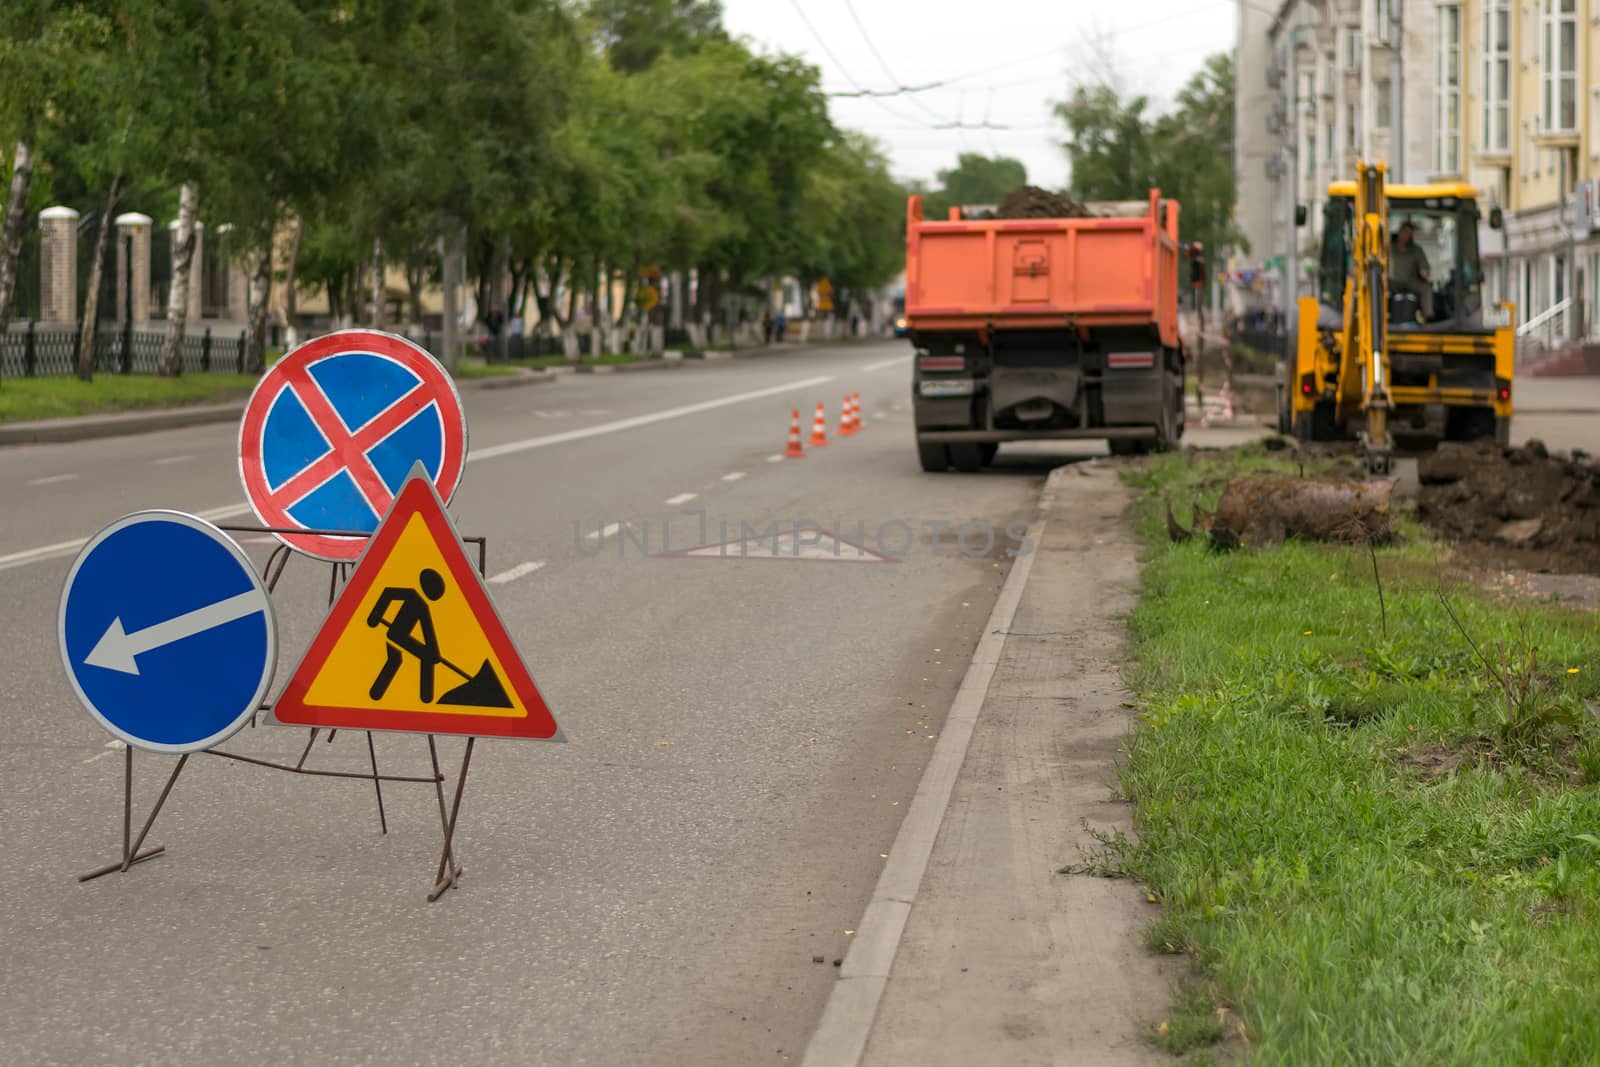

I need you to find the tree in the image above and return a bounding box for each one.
[921,153,1027,219]
[1054,52,1240,274]
[799,133,904,316]
[589,0,725,73]
[0,4,107,339]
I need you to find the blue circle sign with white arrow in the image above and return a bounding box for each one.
[58,512,277,753]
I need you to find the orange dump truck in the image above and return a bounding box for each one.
[905,189,1186,471]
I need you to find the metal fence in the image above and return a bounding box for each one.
[0,321,251,378]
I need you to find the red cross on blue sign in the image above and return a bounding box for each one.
[238,330,467,560]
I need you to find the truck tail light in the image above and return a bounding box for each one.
[919,355,966,372]
[1300,373,1315,396]
[1496,377,1511,402]
[1106,352,1155,369]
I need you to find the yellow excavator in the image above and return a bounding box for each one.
[1281,161,1515,474]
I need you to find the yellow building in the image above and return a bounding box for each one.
[1430,0,1599,348]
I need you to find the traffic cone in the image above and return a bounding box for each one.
[852,392,865,433]
[838,394,856,436]
[809,402,829,446]
[785,409,806,458]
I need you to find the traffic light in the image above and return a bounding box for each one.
[1186,243,1206,289]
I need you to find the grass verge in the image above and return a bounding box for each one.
[451,360,522,379]
[1116,443,1600,1063]
[0,373,260,422]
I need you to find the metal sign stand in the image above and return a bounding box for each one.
[76,525,490,902]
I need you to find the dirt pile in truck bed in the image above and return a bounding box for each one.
[994,185,1094,219]
[1417,438,1600,575]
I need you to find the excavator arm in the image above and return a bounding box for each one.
[1334,162,1393,473]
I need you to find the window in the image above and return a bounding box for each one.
[1325,119,1335,163]
[1344,28,1362,70]
[1347,102,1359,150]
[1481,0,1510,153]
[1373,0,1393,45]
[1436,5,1461,172]
[1376,86,1392,130]
[1541,0,1578,133]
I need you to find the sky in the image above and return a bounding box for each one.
[720,0,1239,190]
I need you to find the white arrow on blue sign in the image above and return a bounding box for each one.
[58,512,277,754]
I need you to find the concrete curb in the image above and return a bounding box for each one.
[461,369,559,390]
[0,402,247,446]
[800,504,1051,1067]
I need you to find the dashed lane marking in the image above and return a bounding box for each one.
[488,560,547,584]
[25,473,80,487]
[861,354,911,372]
[721,472,746,482]
[665,492,699,506]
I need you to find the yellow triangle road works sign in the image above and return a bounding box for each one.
[274,469,562,740]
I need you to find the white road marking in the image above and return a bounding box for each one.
[586,521,624,542]
[861,354,911,372]
[153,454,195,465]
[83,738,126,763]
[469,374,835,462]
[25,473,79,486]
[1,375,836,573]
[767,454,786,463]
[488,560,547,584]
[721,472,746,482]
[665,492,699,506]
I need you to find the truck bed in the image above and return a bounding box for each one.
[904,189,1180,347]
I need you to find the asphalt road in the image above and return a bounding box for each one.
[0,340,1110,1065]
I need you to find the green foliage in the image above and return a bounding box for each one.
[1119,447,1600,1063]
[8,0,906,337]
[1055,53,1242,278]
[919,152,1028,220]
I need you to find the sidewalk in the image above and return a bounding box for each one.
[805,462,1175,1066]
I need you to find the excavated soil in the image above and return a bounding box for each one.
[1417,438,1600,576]
[994,185,1093,219]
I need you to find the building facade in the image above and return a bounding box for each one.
[1237,0,1600,352]
[1434,0,1600,348]
[1234,0,1438,319]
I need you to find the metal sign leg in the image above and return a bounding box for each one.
[428,737,474,902]
[366,732,387,834]
[78,749,183,882]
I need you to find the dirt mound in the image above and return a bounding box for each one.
[994,185,1093,219]
[1417,438,1600,575]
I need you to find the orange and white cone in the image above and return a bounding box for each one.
[785,409,806,458]
[809,402,829,446]
[852,392,865,433]
[838,395,856,436]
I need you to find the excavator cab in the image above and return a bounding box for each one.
[1318,189,1485,331]
[1287,169,1514,464]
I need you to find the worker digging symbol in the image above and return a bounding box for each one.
[366,568,513,708]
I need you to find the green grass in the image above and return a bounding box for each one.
[1118,445,1600,1064]
[451,360,522,379]
[0,373,261,422]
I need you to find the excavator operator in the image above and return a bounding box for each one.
[1390,220,1433,323]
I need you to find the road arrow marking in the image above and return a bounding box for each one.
[84,590,266,676]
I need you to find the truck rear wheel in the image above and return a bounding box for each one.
[917,440,950,472]
[949,443,984,472]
